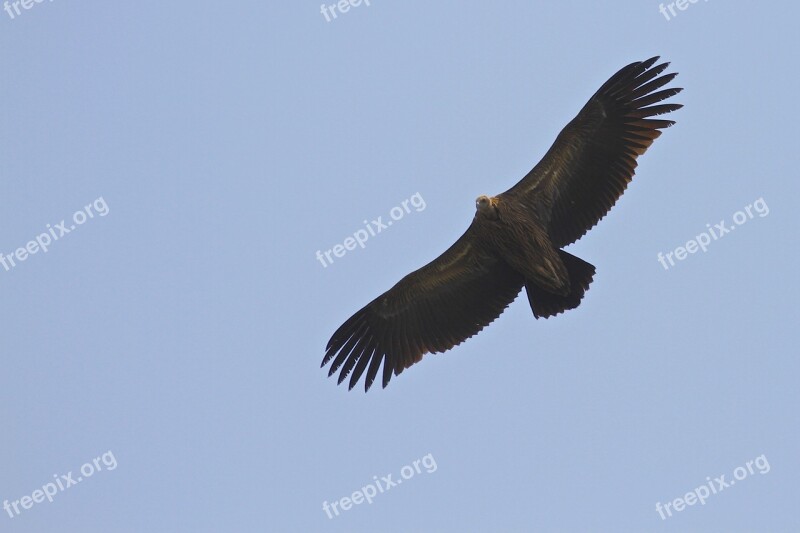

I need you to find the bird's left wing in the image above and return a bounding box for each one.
[501,56,682,248]
[322,224,524,391]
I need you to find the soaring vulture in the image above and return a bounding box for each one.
[322,57,682,391]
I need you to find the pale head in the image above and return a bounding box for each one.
[475,195,499,219]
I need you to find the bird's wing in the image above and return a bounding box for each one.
[322,224,524,391]
[500,57,682,248]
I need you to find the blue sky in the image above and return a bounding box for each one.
[1,1,798,531]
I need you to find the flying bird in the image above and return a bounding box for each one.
[322,57,682,391]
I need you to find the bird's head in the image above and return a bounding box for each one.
[475,195,499,220]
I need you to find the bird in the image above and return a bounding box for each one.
[322,56,682,392]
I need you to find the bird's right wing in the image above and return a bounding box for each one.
[322,224,524,391]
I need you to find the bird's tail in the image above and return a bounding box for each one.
[525,251,595,319]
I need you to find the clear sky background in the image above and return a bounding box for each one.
[1,1,798,532]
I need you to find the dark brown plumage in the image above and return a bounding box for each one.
[322,57,682,391]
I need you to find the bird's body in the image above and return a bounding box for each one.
[322,57,683,391]
[475,195,572,295]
